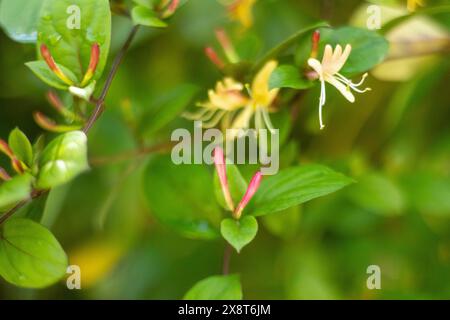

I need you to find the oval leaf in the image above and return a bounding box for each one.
[131,6,167,28]
[143,155,222,239]
[0,174,34,211]
[0,218,68,288]
[184,274,243,300]
[37,131,89,189]
[270,65,314,90]
[320,26,389,74]
[8,128,33,167]
[249,165,354,216]
[37,0,111,82]
[0,0,44,43]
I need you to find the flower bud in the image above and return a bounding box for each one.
[204,47,225,70]
[40,44,74,86]
[81,43,100,87]
[213,147,235,212]
[234,171,262,219]
[0,167,11,181]
[215,29,239,63]
[310,30,320,59]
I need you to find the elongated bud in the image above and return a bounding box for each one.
[213,147,235,212]
[40,44,74,86]
[215,29,239,63]
[234,171,262,219]
[161,0,180,18]
[46,91,64,113]
[81,43,100,87]
[0,139,25,174]
[0,167,11,181]
[205,47,225,70]
[0,139,14,158]
[310,30,320,59]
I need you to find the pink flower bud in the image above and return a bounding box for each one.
[234,171,262,219]
[215,29,239,63]
[40,44,74,86]
[213,147,235,211]
[204,47,225,70]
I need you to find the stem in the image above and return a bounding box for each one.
[222,244,232,275]
[0,26,140,226]
[83,25,140,133]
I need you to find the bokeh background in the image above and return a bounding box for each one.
[0,0,449,299]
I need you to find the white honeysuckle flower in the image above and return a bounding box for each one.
[308,44,371,130]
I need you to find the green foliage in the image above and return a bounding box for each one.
[8,128,33,167]
[221,216,258,253]
[0,174,34,211]
[132,6,168,28]
[143,155,222,239]
[319,27,389,74]
[36,131,89,189]
[0,0,44,43]
[36,0,111,82]
[184,274,243,300]
[25,61,78,90]
[139,84,199,136]
[249,165,354,216]
[269,65,314,90]
[0,218,67,288]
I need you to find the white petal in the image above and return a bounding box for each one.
[307,58,324,79]
[325,75,355,103]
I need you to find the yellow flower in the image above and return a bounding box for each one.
[407,0,424,12]
[230,60,279,133]
[228,0,257,29]
[308,44,371,130]
[185,60,279,134]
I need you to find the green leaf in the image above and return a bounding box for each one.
[347,173,405,215]
[8,128,33,167]
[249,165,354,216]
[269,65,314,90]
[320,26,389,74]
[0,218,68,288]
[0,0,44,43]
[139,84,199,136]
[37,0,111,82]
[37,131,89,190]
[142,155,222,239]
[214,163,247,211]
[25,60,78,90]
[184,274,243,300]
[0,174,34,211]
[253,21,329,73]
[221,216,258,253]
[131,6,168,28]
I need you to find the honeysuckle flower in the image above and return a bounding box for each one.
[185,60,279,135]
[227,0,257,29]
[41,44,75,86]
[81,43,100,87]
[213,147,235,211]
[229,60,279,134]
[234,171,262,219]
[184,78,249,128]
[307,44,371,130]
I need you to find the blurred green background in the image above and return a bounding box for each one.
[0,0,450,299]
